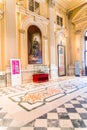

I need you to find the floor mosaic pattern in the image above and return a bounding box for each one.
[0,92,87,130]
[0,76,87,129]
[9,76,87,111]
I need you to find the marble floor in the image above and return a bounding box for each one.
[0,76,87,130]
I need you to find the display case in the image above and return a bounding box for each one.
[33,65,49,82]
[33,65,49,74]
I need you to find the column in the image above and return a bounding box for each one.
[75,30,81,61]
[5,0,17,67]
[0,17,2,70]
[67,19,72,65]
[0,2,4,70]
[20,29,28,69]
[43,24,49,66]
[49,0,56,79]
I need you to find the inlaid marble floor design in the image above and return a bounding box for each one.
[0,76,87,129]
[9,76,87,111]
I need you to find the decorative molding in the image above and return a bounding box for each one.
[16,0,24,6]
[75,24,82,34]
[48,0,55,8]
[0,9,4,19]
[75,29,82,34]
[56,27,68,38]
[16,7,49,24]
[43,35,48,40]
[19,29,25,33]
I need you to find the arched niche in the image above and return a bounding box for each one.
[27,25,42,64]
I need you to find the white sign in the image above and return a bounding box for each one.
[10,59,21,86]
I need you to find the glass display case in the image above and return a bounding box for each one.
[33,65,49,74]
[33,65,49,82]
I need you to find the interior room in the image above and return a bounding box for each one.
[0,0,87,129]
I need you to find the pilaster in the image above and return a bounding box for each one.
[75,26,82,61]
[0,19,2,70]
[0,2,4,70]
[20,29,28,69]
[5,0,17,68]
[49,0,57,79]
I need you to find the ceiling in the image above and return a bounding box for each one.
[55,0,87,11]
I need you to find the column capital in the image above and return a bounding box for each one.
[19,29,25,33]
[48,0,55,8]
[0,9,4,19]
[75,29,82,34]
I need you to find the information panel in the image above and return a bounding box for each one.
[75,61,80,76]
[11,59,21,86]
[58,45,66,76]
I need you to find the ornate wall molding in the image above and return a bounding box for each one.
[56,28,67,45]
[21,17,43,33]
[16,0,24,6]
[19,29,25,33]
[48,0,55,8]
[0,9,4,19]
[75,29,82,34]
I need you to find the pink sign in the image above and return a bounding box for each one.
[12,60,20,74]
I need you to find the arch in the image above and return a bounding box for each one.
[20,17,44,65]
[21,17,43,33]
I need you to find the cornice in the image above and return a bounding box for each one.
[16,6,49,24]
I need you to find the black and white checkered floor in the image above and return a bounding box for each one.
[0,76,87,130]
[25,92,87,130]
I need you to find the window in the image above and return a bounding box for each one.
[28,0,40,14]
[57,15,63,27]
[29,0,34,12]
[85,31,87,36]
[85,31,87,51]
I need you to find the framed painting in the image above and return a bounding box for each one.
[58,45,66,76]
[28,25,42,64]
[28,36,42,64]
